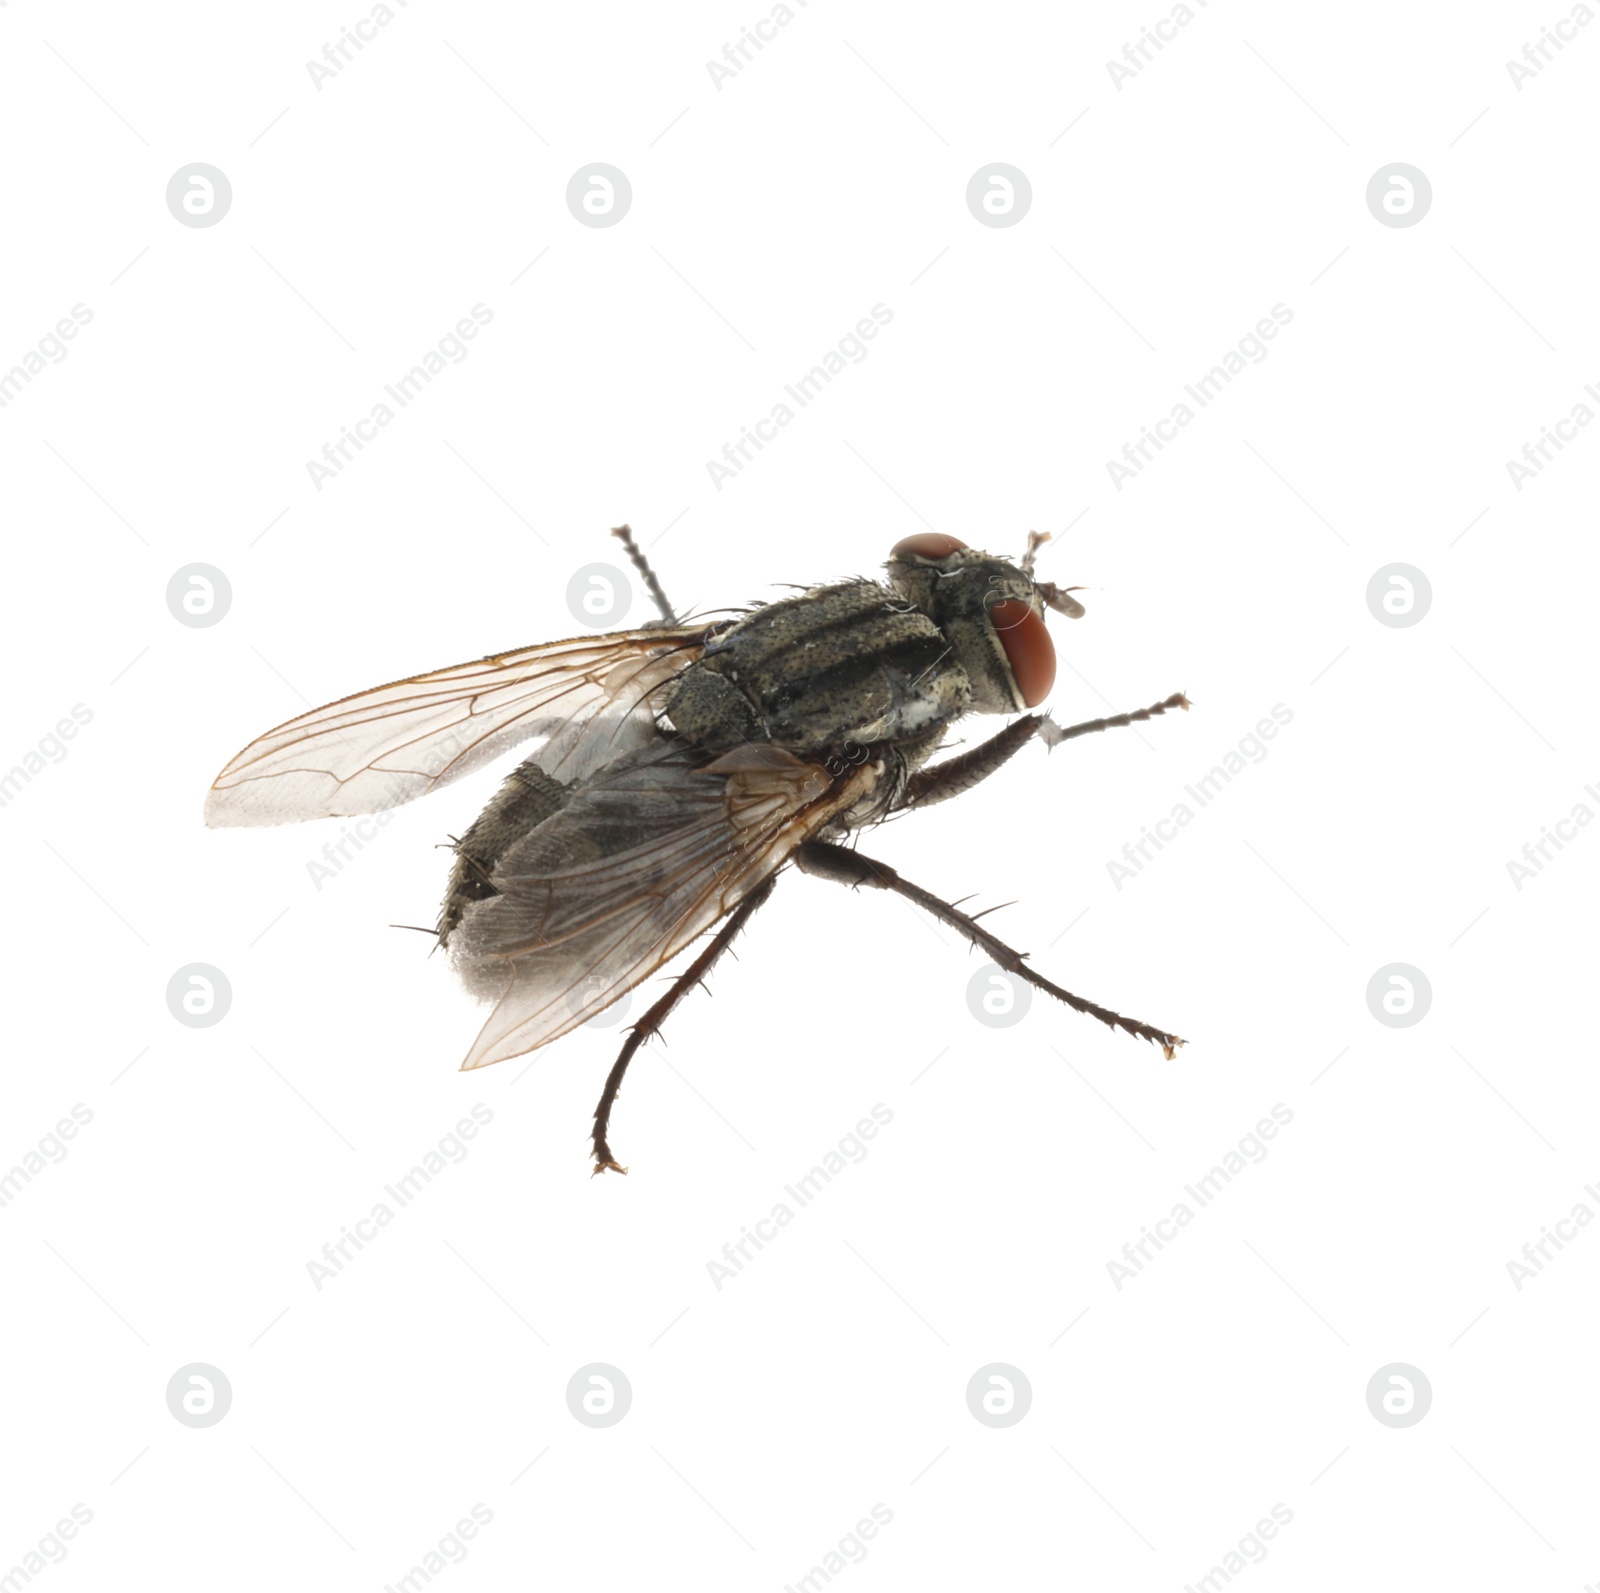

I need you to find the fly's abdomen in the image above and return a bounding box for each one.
[438,756,570,946]
[665,580,969,755]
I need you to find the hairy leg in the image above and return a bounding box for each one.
[590,874,777,1175]
[794,839,1183,1055]
[896,692,1189,815]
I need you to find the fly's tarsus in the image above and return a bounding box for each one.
[897,690,1189,816]
[611,523,679,626]
[1040,691,1190,748]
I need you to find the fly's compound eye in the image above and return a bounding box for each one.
[889,533,967,561]
[988,599,1055,707]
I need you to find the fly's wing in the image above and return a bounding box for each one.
[449,743,880,1070]
[205,627,708,827]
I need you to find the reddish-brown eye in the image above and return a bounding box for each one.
[890,533,967,560]
[989,600,1055,707]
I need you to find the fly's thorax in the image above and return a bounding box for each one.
[664,579,970,756]
[886,546,1048,714]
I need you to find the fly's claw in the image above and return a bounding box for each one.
[592,1158,630,1177]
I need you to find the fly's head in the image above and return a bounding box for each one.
[884,532,1085,714]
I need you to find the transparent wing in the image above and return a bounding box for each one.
[449,743,880,1069]
[205,626,708,827]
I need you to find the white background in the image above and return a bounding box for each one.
[2,1,1597,1588]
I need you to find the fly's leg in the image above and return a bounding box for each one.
[590,875,777,1175]
[1045,691,1190,747]
[611,523,679,626]
[894,714,1052,815]
[894,692,1189,816]
[793,840,1184,1056]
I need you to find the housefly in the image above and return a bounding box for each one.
[206,527,1190,1173]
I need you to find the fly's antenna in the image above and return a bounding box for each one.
[611,523,679,625]
[1038,583,1087,619]
[1024,529,1087,618]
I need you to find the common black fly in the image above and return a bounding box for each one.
[207,527,1189,1173]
